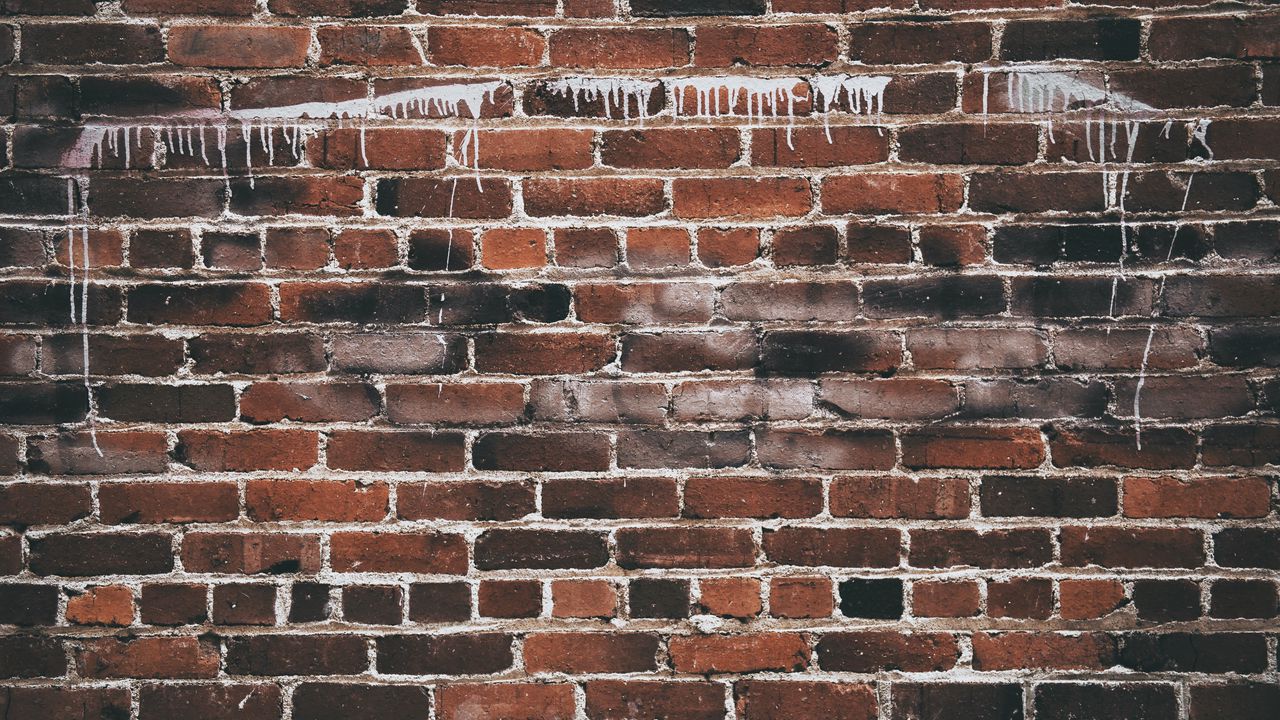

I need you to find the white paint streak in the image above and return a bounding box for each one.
[672,76,807,147]
[810,74,890,141]
[546,77,661,123]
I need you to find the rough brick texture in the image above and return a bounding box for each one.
[1,0,1277,718]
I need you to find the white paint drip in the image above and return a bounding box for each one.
[65,177,102,457]
[1104,120,1142,321]
[988,71,1153,144]
[546,77,661,124]
[673,76,806,148]
[810,74,890,142]
[1134,172,1196,450]
[1190,118,1213,159]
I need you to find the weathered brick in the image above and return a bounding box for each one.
[169,25,311,67]
[376,633,513,675]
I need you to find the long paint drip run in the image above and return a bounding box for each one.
[66,177,102,457]
[1103,119,1142,321]
[810,74,890,141]
[546,78,662,124]
[672,77,806,148]
[1002,71,1110,141]
[1134,171,1197,450]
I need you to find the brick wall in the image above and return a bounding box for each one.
[1,0,1278,718]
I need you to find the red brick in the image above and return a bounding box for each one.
[2,688,132,718]
[1123,476,1271,518]
[272,0,408,14]
[141,685,283,720]
[213,583,277,625]
[241,382,379,423]
[585,682,724,719]
[228,635,369,675]
[735,681,877,720]
[550,28,691,68]
[100,481,239,524]
[769,577,833,619]
[65,586,133,626]
[604,128,740,169]
[910,529,1052,569]
[124,0,256,13]
[335,228,399,269]
[128,283,272,326]
[551,580,618,618]
[757,428,896,469]
[177,429,318,471]
[418,0,557,14]
[555,227,618,268]
[674,177,812,218]
[182,532,321,574]
[398,480,536,521]
[764,527,901,567]
[169,25,311,67]
[818,632,958,672]
[696,24,838,66]
[542,477,678,518]
[437,684,575,720]
[0,482,92,525]
[1059,579,1126,620]
[265,227,328,269]
[524,632,659,673]
[481,227,547,269]
[972,632,1115,671]
[901,426,1045,469]
[698,227,759,266]
[475,331,615,374]
[466,129,593,170]
[78,637,220,679]
[376,178,514,218]
[1049,425,1197,469]
[684,476,822,518]
[474,529,608,570]
[616,527,757,568]
[848,21,992,64]
[913,580,981,618]
[231,176,364,217]
[319,25,422,66]
[753,126,888,167]
[577,282,712,323]
[330,531,468,574]
[140,584,207,626]
[989,578,1053,619]
[670,634,809,673]
[22,23,164,65]
[1060,526,1205,568]
[524,178,668,217]
[823,173,964,215]
[429,26,545,67]
[309,128,446,170]
[831,476,970,519]
[327,430,465,472]
[698,577,762,618]
[246,480,388,522]
[1150,15,1280,60]
[387,382,525,425]
[478,579,541,618]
